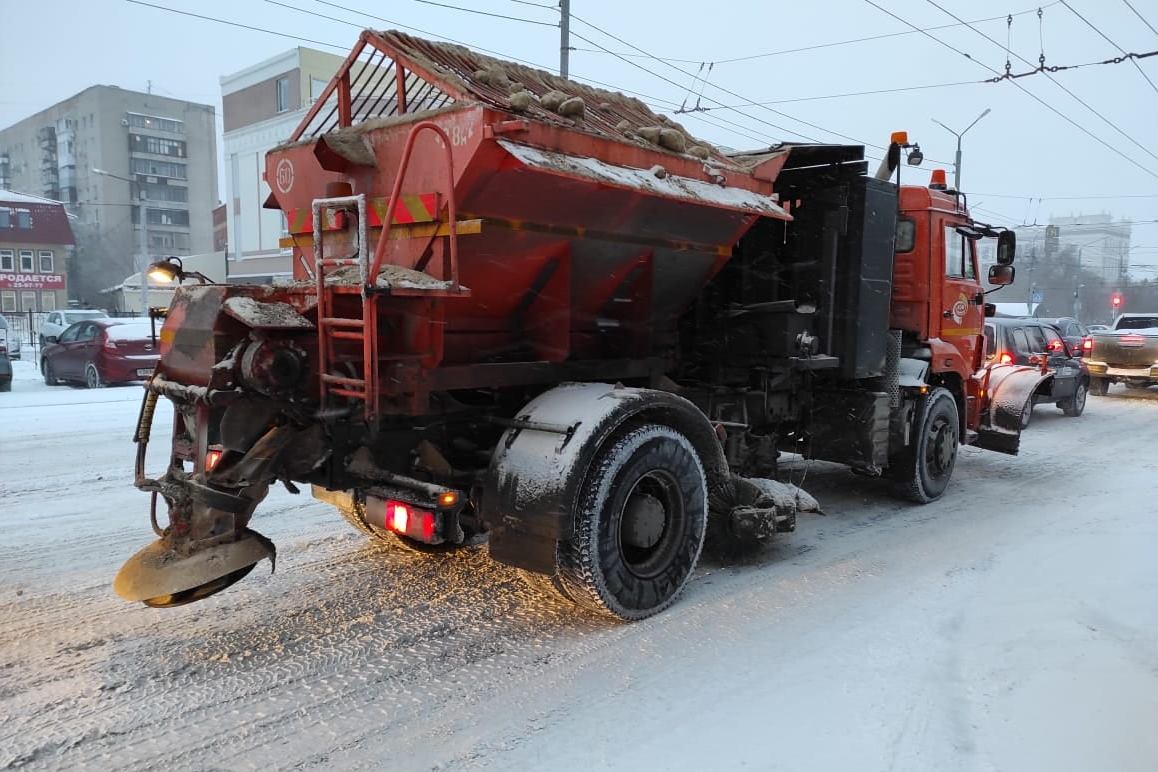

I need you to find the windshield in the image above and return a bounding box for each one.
[105,322,156,341]
[64,311,107,324]
[1116,316,1158,330]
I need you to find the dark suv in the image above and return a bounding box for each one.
[984,318,1090,425]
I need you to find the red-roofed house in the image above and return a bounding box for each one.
[0,190,75,312]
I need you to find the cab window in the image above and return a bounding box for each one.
[943,225,977,278]
[984,324,996,360]
[895,218,915,252]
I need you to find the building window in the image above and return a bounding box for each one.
[141,183,188,203]
[19,250,34,272]
[38,250,54,273]
[16,211,31,229]
[130,134,187,157]
[0,209,8,228]
[146,208,190,227]
[20,290,37,311]
[276,77,290,113]
[130,158,187,179]
[0,249,12,271]
[0,291,15,312]
[127,113,185,133]
[40,291,56,311]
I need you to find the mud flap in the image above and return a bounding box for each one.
[975,365,1053,455]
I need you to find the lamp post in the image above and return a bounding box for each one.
[92,168,149,315]
[932,108,991,191]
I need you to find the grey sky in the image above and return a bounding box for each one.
[2,0,1156,268]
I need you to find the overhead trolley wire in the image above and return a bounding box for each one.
[862,0,1158,180]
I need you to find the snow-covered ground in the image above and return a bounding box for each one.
[2,357,1157,771]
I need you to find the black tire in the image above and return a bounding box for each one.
[84,363,104,389]
[42,358,60,386]
[1089,377,1109,396]
[888,388,960,504]
[536,424,708,621]
[1062,380,1088,417]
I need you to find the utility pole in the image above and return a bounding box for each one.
[559,0,571,79]
[932,108,991,190]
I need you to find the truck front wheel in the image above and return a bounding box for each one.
[888,388,959,504]
[542,424,708,621]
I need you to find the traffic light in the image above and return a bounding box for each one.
[1112,292,1123,310]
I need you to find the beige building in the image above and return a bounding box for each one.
[221,47,345,283]
[100,251,228,313]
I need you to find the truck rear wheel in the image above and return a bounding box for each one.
[535,424,708,621]
[888,387,959,504]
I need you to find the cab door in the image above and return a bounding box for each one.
[938,220,985,369]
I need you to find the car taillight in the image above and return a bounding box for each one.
[1000,353,1013,364]
[1082,338,1093,352]
[384,500,436,541]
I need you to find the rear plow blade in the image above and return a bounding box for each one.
[975,365,1053,455]
[113,530,275,608]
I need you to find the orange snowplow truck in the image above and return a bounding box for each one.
[114,30,1043,618]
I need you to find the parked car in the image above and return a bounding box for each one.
[0,314,21,360]
[983,317,1090,426]
[39,308,109,346]
[0,317,11,391]
[41,319,160,388]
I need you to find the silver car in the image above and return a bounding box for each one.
[39,309,109,346]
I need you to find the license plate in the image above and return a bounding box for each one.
[137,368,154,377]
[1106,367,1152,377]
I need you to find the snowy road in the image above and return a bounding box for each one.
[2,358,1157,771]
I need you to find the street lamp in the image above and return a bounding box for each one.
[932,108,991,191]
[92,168,149,315]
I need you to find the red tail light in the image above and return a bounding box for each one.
[384,500,436,541]
[1082,338,1093,351]
[1000,353,1013,364]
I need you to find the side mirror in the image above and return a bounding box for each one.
[988,264,1015,286]
[46,335,58,344]
[984,302,997,318]
[996,230,1016,265]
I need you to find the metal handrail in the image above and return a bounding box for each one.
[367,121,459,289]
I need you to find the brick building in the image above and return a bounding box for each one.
[0,190,74,312]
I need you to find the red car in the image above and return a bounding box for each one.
[41,319,160,388]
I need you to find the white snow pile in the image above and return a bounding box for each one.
[324,263,460,291]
